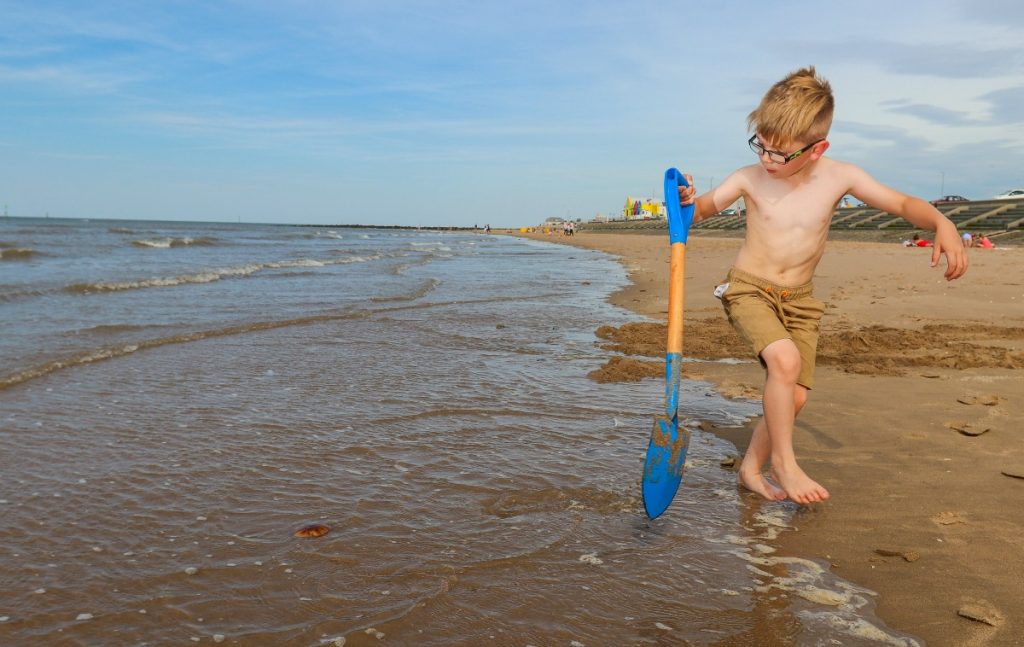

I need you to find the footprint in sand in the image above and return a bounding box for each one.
[956,394,1003,406]
[931,511,967,526]
[958,599,1005,627]
[946,421,991,437]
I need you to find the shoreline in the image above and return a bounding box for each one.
[506,229,1024,645]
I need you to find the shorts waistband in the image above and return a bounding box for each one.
[726,267,814,298]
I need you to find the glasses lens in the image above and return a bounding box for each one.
[749,137,786,164]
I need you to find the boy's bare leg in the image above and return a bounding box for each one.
[738,382,810,500]
[760,339,830,504]
[737,419,786,500]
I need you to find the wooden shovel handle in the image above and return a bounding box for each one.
[666,242,685,354]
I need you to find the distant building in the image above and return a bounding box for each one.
[623,196,666,220]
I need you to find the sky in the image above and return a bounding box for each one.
[1,0,1022,227]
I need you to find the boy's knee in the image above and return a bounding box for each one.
[761,339,802,381]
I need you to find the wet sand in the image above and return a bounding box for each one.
[509,229,1024,646]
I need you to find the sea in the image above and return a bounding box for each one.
[0,217,920,646]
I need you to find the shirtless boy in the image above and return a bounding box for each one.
[678,66,968,504]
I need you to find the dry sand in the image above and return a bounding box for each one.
[510,229,1024,646]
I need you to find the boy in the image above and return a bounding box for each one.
[678,66,967,504]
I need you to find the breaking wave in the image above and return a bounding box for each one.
[1,248,38,261]
[131,236,218,248]
[62,254,383,294]
[65,264,264,293]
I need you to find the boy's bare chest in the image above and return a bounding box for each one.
[747,185,838,229]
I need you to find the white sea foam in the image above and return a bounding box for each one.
[133,238,175,248]
[131,236,217,248]
[802,612,921,646]
[67,264,263,293]
[269,259,324,268]
[64,253,386,295]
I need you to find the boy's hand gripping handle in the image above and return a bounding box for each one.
[664,168,695,246]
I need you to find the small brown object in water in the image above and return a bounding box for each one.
[294,524,330,538]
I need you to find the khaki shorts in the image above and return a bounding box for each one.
[719,267,826,389]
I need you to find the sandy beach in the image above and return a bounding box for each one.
[511,229,1024,646]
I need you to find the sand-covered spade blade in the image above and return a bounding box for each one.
[641,168,695,519]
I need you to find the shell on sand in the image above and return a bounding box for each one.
[294,523,331,538]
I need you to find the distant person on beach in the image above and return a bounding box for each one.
[978,234,995,249]
[962,231,973,248]
[676,66,967,505]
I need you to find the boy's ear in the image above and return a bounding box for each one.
[811,140,830,159]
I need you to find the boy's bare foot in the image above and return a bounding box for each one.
[737,467,787,501]
[771,463,830,504]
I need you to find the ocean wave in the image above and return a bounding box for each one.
[0,286,51,303]
[263,254,382,270]
[390,253,436,275]
[0,248,38,261]
[267,259,324,269]
[65,264,264,293]
[0,291,561,390]
[61,254,386,295]
[108,227,134,234]
[71,323,172,335]
[371,278,442,303]
[131,236,218,248]
[0,309,369,391]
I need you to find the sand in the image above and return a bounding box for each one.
[510,229,1024,646]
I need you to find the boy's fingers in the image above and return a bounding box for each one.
[677,186,695,204]
[943,248,968,280]
[951,250,968,279]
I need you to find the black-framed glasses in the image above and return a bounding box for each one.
[748,135,824,164]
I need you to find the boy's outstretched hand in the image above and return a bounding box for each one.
[932,223,968,280]
[677,174,696,206]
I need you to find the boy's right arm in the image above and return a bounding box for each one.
[678,172,744,223]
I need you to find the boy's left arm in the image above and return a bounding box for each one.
[848,167,968,280]
[898,196,967,280]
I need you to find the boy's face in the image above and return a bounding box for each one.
[752,132,829,178]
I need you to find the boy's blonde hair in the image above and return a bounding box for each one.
[748,66,833,144]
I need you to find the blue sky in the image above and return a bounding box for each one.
[1,0,1022,226]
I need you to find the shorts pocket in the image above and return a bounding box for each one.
[719,280,758,307]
